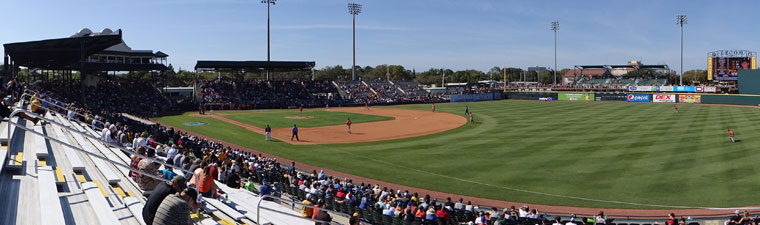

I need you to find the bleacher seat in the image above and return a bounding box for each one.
[61,119,121,184]
[124,197,146,225]
[37,166,66,224]
[50,114,86,171]
[82,182,121,224]
[33,125,48,157]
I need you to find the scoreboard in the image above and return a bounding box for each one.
[707,50,757,81]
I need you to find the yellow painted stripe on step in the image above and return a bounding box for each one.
[211,215,236,225]
[39,159,47,166]
[190,213,202,221]
[93,180,108,197]
[14,152,22,165]
[55,167,65,183]
[218,219,236,225]
[111,185,126,198]
[76,173,87,183]
[127,192,133,197]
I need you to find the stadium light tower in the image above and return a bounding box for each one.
[262,0,276,80]
[677,14,687,86]
[348,2,362,80]
[551,21,559,86]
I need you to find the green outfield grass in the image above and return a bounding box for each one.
[221,110,393,128]
[154,101,760,209]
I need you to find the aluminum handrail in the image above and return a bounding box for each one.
[256,194,352,225]
[19,96,171,160]
[7,108,198,184]
[5,111,170,183]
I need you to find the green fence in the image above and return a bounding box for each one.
[701,94,760,105]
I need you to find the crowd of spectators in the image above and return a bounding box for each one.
[31,79,172,118]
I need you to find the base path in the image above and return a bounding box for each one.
[193,107,468,145]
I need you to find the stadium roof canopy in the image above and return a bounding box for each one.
[3,29,170,72]
[194,60,316,72]
[3,31,123,70]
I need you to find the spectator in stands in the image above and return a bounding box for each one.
[260,179,273,200]
[313,200,332,225]
[594,211,607,224]
[142,175,187,225]
[565,214,578,225]
[454,198,464,210]
[0,95,40,124]
[301,193,314,218]
[152,188,200,225]
[194,163,219,198]
[130,147,147,181]
[137,148,163,191]
[225,167,240,188]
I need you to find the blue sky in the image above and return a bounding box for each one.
[1,0,758,73]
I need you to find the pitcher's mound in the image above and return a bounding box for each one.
[285,116,314,119]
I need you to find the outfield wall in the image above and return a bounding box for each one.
[504,92,760,106]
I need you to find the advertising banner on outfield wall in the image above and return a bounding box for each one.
[679,94,701,103]
[658,86,674,92]
[704,86,717,93]
[673,86,697,92]
[558,93,594,101]
[627,94,651,102]
[653,94,676,103]
[451,93,495,102]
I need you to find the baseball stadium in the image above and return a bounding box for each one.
[2,1,760,225]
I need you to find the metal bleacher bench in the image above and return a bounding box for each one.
[34,125,48,157]
[60,118,121,184]
[49,115,86,171]
[82,182,121,225]
[38,166,66,225]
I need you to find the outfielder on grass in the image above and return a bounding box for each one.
[728,129,735,143]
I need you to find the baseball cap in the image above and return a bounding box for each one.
[172,175,187,190]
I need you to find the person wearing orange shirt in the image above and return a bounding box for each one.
[728,129,735,143]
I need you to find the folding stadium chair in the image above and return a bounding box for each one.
[373,209,383,225]
[362,208,373,223]
[392,216,402,225]
[687,223,700,225]
[382,215,393,225]
[325,197,334,211]
[411,218,422,225]
[629,223,640,225]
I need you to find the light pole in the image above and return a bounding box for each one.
[348,2,362,81]
[551,21,559,86]
[677,14,687,86]
[262,0,276,80]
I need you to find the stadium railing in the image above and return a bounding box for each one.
[256,194,349,225]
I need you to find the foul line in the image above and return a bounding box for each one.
[332,148,759,210]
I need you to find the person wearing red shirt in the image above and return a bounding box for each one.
[728,129,735,143]
[346,118,352,134]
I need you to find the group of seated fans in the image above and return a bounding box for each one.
[31,79,172,118]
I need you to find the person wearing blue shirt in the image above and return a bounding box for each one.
[290,124,299,141]
[260,180,273,200]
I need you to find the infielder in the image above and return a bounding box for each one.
[265,124,272,141]
[346,118,352,134]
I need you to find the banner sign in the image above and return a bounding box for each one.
[627,94,651,102]
[658,86,674,92]
[629,86,698,92]
[537,97,557,101]
[695,86,704,92]
[678,94,702,103]
[704,86,717,93]
[653,94,676,103]
[558,93,594,101]
[673,86,696,92]
[450,93,495,102]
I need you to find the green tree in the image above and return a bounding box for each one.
[682,69,708,84]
